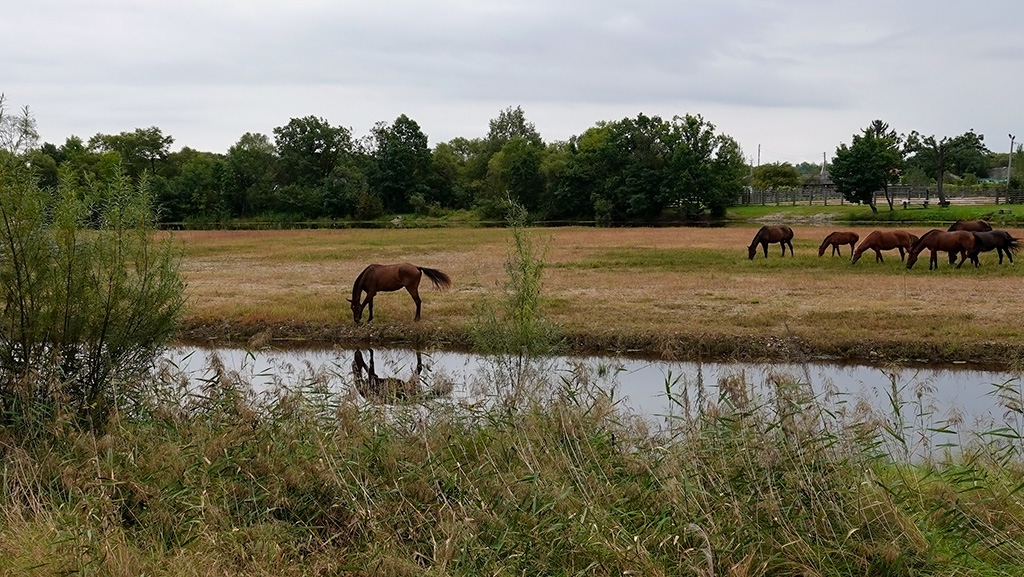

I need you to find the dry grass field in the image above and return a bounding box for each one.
[176,225,1024,365]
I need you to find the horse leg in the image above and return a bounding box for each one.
[366,295,375,322]
[407,285,423,321]
[874,249,883,263]
[930,249,938,270]
[761,242,769,258]
[898,247,906,261]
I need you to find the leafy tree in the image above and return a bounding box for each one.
[273,116,352,187]
[487,106,543,151]
[224,132,277,216]
[88,126,174,179]
[153,148,227,222]
[367,114,432,214]
[752,162,801,190]
[904,129,988,207]
[484,137,546,217]
[0,160,186,432]
[665,114,747,218]
[831,121,903,212]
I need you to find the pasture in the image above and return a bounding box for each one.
[177,224,1024,364]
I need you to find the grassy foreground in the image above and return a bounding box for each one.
[3,354,1024,575]
[175,220,1024,366]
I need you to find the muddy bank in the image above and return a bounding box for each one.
[178,319,1024,368]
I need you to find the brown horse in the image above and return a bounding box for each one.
[747,225,794,260]
[968,230,1021,264]
[947,219,993,232]
[817,231,859,257]
[348,263,452,323]
[906,229,979,270]
[850,230,919,264]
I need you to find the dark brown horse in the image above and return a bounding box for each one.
[348,263,452,323]
[947,219,993,232]
[968,230,1021,264]
[850,230,919,264]
[747,225,794,260]
[817,231,859,257]
[906,229,979,270]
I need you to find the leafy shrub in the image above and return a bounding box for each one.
[0,162,186,433]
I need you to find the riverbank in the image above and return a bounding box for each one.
[175,224,1024,367]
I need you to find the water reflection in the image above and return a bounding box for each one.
[160,346,1022,435]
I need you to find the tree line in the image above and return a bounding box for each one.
[2,93,1021,224]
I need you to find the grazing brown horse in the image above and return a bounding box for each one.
[906,229,979,270]
[968,230,1021,264]
[747,225,794,260]
[947,219,993,232]
[348,263,452,323]
[850,230,919,264]
[817,231,860,257]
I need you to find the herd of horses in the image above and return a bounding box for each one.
[749,220,1021,270]
[347,219,1017,328]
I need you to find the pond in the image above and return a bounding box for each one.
[162,345,1022,443]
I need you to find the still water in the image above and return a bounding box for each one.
[163,345,1022,436]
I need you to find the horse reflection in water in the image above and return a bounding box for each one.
[350,349,451,403]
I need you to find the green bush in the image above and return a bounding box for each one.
[0,162,186,433]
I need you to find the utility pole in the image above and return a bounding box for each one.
[1009,134,1016,199]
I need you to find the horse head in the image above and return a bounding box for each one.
[347,297,365,323]
[747,243,758,260]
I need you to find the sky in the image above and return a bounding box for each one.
[4,0,1022,165]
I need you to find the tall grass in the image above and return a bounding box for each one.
[2,352,1024,575]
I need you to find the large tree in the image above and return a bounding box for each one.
[367,114,432,214]
[904,129,988,207]
[273,116,352,187]
[751,162,801,190]
[224,132,277,216]
[664,114,747,218]
[830,121,903,213]
[88,126,174,179]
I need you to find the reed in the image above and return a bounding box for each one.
[2,353,1024,575]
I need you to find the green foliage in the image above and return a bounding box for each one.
[905,129,990,205]
[0,161,186,432]
[831,121,903,212]
[471,200,560,359]
[752,161,802,190]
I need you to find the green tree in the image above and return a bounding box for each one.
[224,132,278,216]
[831,121,903,213]
[904,129,988,207]
[0,161,186,432]
[484,137,546,217]
[88,126,174,179]
[752,162,801,190]
[367,114,432,214]
[273,116,352,188]
[665,114,747,218]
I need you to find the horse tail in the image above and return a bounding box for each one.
[1008,236,1022,255]
[419,267,452,290]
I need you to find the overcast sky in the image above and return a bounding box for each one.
[4,0,1022,165]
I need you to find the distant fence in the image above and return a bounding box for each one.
[738,184,1024,207]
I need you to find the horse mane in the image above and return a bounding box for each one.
[351,265,372,301]
[947,220,962,232]
[911,229,941,252]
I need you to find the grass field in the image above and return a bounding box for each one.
[176,221,1024,365]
